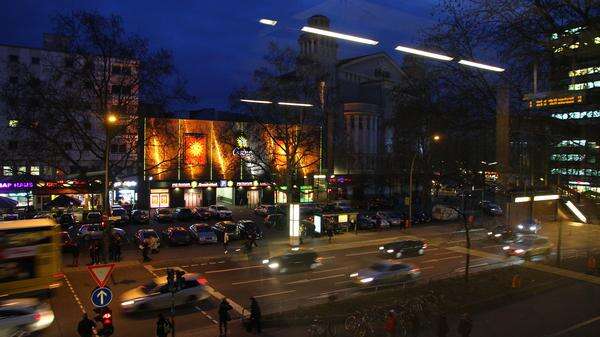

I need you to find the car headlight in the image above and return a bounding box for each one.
[502,246,510,250]
[518,225,524,229]
[360,277,374,283]
[262,259,269,264]
[379,246,384,250]
[386,249,394,253]
[121,300,135,306]
[487,232,493,235]
[494,233,502,237]
[268,262,280,269]
[350,272,358,277]
[529,226,536,231]
[515,249,525,254]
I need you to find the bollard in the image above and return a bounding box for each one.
[511,274,521,289]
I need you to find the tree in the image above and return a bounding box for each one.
[1,11,191,211]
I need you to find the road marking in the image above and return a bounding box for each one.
[447,240,466,244]
[455,263,489,272]
[345,251,377,257]
[334,280,352,285]
[218,260,225,264]
[545,314,600,337]
[287,274,346,285]
[253,290,296,299]
[191,264,199,267]
[63,274,86,313]
[205,264,264,274]
[231,277,276,285]
[321,256,336,260]
[144,264,159,277]
[422,255,463,263]
[420,266,435,270]
[312,266,348,274]
[195,306,218,325]
[203,285,245,315]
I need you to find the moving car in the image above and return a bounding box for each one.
[162,226,193,246]
[212,221,241,240]
[77,224,126,241]
[1,213,19,221]
[254,204,276,217]
[0,298,55,336]
[131,210,149,225]
[237,220,263,239]
[262,251,322,274]
[480,201,503,216]
[350,261,421,285]
[515,221,541,234]
[135,229,161,251]
[487,225,515,242]
[378,240,427,259]
[192,207,211,220]
[119,273,209,313]
[208,205,233,219]
[502,235,552,259]
[154,208,173,222]
[188,223,218,244]
[174,208,194,221]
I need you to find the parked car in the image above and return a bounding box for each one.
[154,208,173,222]
[480,201,503,216]
[192,207,211,220]
[262,251,322,274]
[502,235,552,259]
[111,207,130,224]
[350,261,421,285]
[77,224,126,241]
[487,225,515,242]
[378,240,428,259]
[57,213,78,229]
[212,221,241,241]
[208,205,233,219]
[264,213,286,229]
[135,229,161,252]
[411,210,432,224]
[1,213,19,221]
[162,226,193,246]
[119,273,209,313]
[332,200,352,212]
[188,223,218,244]
[33,213,54,219]
[515,221,541,234]
[131,210,150,225]
[60,231,77,252]
[432,204,459,221]
[377,211,404,227]
[85,211,102,224]
[236,220,263,239]
[174,208,194,221]
[0,298,54,336]
[254,204,276,217]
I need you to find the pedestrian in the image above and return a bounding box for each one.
[77,313,96,337]
[142,240,151,262]
[457,313,472,337]
[71,240,80,267]
[223,232,230,254]
[89,241,98,265]
[250,297,262,333]
[384,310,397,337]
[156,313,172,337]
[218,298,233,336]
[436,314,449,337]
[114,236,122,262]
[326,224,334,243]
[109,237,116,262]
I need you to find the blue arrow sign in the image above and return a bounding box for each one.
[91,287,113,307]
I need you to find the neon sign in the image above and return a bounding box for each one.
[0,182,34,190]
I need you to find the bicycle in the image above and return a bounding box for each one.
[307,316,337,337]
[344,311,374,337]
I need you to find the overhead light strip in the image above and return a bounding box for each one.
[301,26,378,45]
[278,102,313,107]
[565,200,587,223]
[240,99,272,104]
[394,45,453,61]
[458,59,505,72]
[259,19,278,26]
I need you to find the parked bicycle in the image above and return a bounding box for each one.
[344,310,374,337]
[307,316,337,337]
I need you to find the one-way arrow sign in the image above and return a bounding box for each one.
[91,287,113,307]
[87,263,115,288]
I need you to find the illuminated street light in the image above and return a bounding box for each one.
[533,194,559,201]
[240,99,272,104]
[301,26,378,45]
[106,114,118,123]
[565,200,587,223]
[433,134,441,142]
[394,45,453,61]
[259,18,277,26]
[278,102,313,107]
[458,59,505,72]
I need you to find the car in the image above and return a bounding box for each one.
[356,213,376,230]
[350,261,421,285]
[85,211,103,224]
[411,210,432,224]
[57,213,78,229]
[264,213,286,229]
[154,208,173,222]
[60,231,77,252]
[1,213,19,221]
[377,211,404,227]
[119,273,209,313]
[188,223,218,244]
[192,207,211,220]
[502,235,552,259]
[262,251,322,274]
[515,221,542,234]
[33,213,54,219]
[332,200,352,212]
[173,208,194,221]
[131,210,150,225]
[378,240,427,259]
[212,221,241,241]
[236,220,263,239]
[487,225,515,242]
[135,229,161,251]
[77,224,126,241]
[480,201,503,216]
[162,226,193,246]
[111,207,130,224]
[432,204,459,221]
[254,204,276,217]
[0,298,55,336]
[208,205,233,219]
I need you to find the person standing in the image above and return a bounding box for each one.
[457,313,472,337]
[77,313,96,337]
[250,297,262,333]
[326,224,334,243]
[156,313,172,337]
[223,232,230,254]
[218,298,233,336]
[384,310,397,337]
[108,237,116,262]
[71,240,80,267]
[142,240,151,262]
[114,236,122,262]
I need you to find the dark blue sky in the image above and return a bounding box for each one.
[0,0,438,109]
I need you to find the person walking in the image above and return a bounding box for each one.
[384,310,397,337]
[457,313,472,337]
[71,240,80,267]
[114,236,122,262]
[223,232,230,254]
[436,314,449,337]
[77,313,96,337]
[142,240,151,262]
[156,313,172,337]
[250,297,262,333]
[218,298,233,336]
[326,224,334,243]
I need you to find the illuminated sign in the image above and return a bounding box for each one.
[236,181,255,187]
[289,204,300,237]
[198,182,217,187]
[0,182,34,190]
[171,182,191,188]
[569,181,590,186]
[113,181,137,188]
[184,134,207,166]
[528,95,583,108]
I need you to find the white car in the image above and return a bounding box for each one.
[432,204,459,221]
[77,224,126,241]
[0,298,55,336]
[188,224,218,244]
[208,205,232,219]
[120,273,210,312]
[350,261,421,285]
[154,208,173,222]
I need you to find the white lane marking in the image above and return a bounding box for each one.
[63,274,86,313]
[334,280,352,285]
[312,266,348,274]
[218,260,225,264]
[231,277,276,285]
[191,264,199,267]
[144,264,159,277]
[321,256,336,260]
[287,274,346,285]
[545,314,600,337]
[203,285,245,315]
[453,228,485,233]
[447,240,466,244]
[195,306,218,325]
[455,263,489,271]
[253,290,296,299]
[422,255,463,263]
[205,264,264,274]
[345,251,377,257]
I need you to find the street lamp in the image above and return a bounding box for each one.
[104,113,118,216]
[408,134,442,227]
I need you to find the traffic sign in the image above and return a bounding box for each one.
[88,263,115,288]
[91,287,113,307]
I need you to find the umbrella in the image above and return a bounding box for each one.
[44,195,82,208]
[0,196,18,209]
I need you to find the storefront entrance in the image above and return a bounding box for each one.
[185,189,203,208]
[247,190,260,207]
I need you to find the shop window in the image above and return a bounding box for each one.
[30,166,40,176]
[3,166,13,176]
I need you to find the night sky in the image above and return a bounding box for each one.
[0,0,438,110]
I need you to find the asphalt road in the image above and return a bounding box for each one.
[37,207,600,337]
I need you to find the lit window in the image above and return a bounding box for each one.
[556,140,586,147]
[3,166,12,176]
[8,120,18,127]
[30,166,40,176]
[17,166,27,174]
[569,81,600,91]
[568,66,600,77]
[595,37,600,44]
[552,110,600,120]
[550,33,558,40]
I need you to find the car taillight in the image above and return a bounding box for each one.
[197,277,208,285]
[34,313,41,321]
[412,268,420,273]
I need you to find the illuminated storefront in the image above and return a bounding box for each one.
[34,179,102,210]
[0,181,34,207]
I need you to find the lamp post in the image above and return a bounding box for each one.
[408,135,441,226]
[104,113,117,216]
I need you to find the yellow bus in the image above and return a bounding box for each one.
[0,219,62,297]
